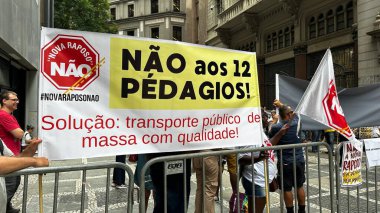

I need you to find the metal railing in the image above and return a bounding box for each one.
[5,162,134,213]
[139,142,335,213]
[9,140,380,212]
[335,142,380,213]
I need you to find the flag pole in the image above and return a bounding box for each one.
[39,174,44,213]
[264,159,270,213]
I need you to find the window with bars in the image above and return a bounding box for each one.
[172,26,182,41]
[307,1,355,40]
[272,32,277,51]
[124,30,135,36]
[235,42,255,52]
[128,4,134,17]
[278,30,284,49]
[318,14,325,36]
[265,25,294,53]
[309,17,316,39]
[285,27,291,47]
[173,0,180,12]
[346,1,353,27]
[151,0,158,14]
[266,35,272,53]
[110,8,116,20]
[327,10,334,34]
[336,6,345,30]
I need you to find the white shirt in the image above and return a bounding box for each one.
[21,131,31,147]
[372,127,380,138]
[0,139,14,213]
[238,132,277,187]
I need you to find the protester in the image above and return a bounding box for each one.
[112,155,127,188]
[133,154,155,212]
[268,110,279,132]
[193,154,219,213]
[238,109,289,213]
[148,152,191,213]
[0,91,27,213]
[311,130,322,152]
[269,100,306,213]
[224,153,238,198]
[0,138,49,213]
[324,129,336,154]
[21,125,34,151]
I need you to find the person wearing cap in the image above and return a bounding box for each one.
[269,100,305,213]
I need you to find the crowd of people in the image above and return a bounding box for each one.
[113,100,305,213]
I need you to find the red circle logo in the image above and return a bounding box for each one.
[41,35,100,91]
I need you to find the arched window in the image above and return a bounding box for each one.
[278,30,284,49]
[327,10,334,34]
[336,5,345,30]
[285,27,291,46]
[346,1,353,28]
[309,17,316,39]
[318,13,325,36]
[266,35,272,53]
[272,32,277,51]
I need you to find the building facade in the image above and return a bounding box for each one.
[0,0,43,129]
[109,0,208,43]
[109,0,184,41]
[206,0,380,108]
[358,0,380,85]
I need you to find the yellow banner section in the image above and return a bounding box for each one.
[109,37,260,110]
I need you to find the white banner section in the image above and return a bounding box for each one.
[364,138,380,168]
[38,28,263,160]
[341,141,363,187]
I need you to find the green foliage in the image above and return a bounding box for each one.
[54,0,118,34]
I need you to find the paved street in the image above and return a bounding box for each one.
[12,146,380,212]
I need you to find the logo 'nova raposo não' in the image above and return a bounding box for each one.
[41,35,100,91]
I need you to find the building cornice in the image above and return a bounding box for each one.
[242,13,259,37]
[280,0,302,18]
[215,28,231,47]
[110,12,186,24]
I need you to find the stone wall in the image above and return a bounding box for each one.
[357,0,380,85]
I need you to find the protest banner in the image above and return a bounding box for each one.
[341,141,363,187]
[39,27,262,160]
[363,138,380,168]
